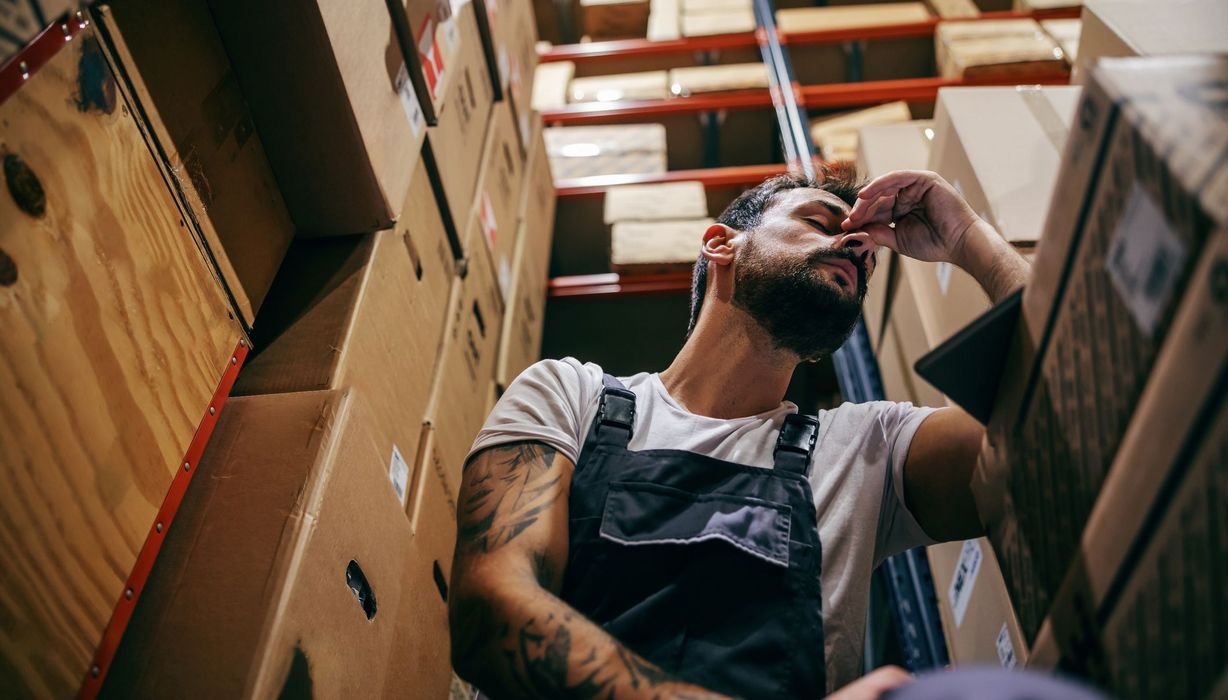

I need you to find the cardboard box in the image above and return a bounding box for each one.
[611,219,714,274]
[680,9,756,36]
[208,0,426,235]
[975,56,1228,643]
[926,0,979,18]
[856,120,935,350]
[486,0,540,138]
[496,227,550,391]
[105,390,453,699]
[877,263,947,408]
[398,0,475,118]
[1074,0,1228,84]
[580,0,650,39]
[935,18,1067,80]
[779,4,935,84]
[235,161,454,483]
[532,60,575,110]
[545,123,668,179]
[1041,18,1081,63]
[928,539,1028,668]
[928,85,1081,245]
[681,0,751,12]
[96,1,294,327]
[603,181,708,224]
[647,0,681,40]
[424,219,506,497]
[569,70,671,103]
[471,101,528,297]
[668,62,770,95]
[810,101,912,163]
[0,29,241,696]
[520,115,558,276]
[426,2,497,230]
[1029,229,1228,684]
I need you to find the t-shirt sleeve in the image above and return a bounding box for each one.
[466,358,600,466]
[873,401,941,567]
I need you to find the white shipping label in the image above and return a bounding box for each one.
[947,539,983,628]
[395,64,425,137]
[1106,181,1187,337]
[388,444,411,506]
[936,261,953,296]
[996,623,1017,669]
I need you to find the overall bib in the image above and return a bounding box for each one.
[560,375,828,699]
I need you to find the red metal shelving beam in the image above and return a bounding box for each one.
[541,88,773,124]
[549,272,692,298]
[538,7,1081,63]
[555,163,788,197]
[798,71,1071,109]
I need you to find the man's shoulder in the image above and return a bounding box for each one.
[818,399,935,437]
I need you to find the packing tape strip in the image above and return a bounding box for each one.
[1017,85,1069,154]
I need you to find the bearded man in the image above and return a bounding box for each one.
[448,168,1029,699]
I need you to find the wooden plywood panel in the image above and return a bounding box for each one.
[0,29,240,696]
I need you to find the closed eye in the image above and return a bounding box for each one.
[805,218,832,234]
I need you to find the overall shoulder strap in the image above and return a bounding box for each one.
[774,413,819,477]
[591,374,636,449]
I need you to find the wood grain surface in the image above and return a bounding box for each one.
[0,28,239,697]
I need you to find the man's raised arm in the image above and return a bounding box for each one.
[449,441,729,699]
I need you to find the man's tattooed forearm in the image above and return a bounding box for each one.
[458,442,562,554]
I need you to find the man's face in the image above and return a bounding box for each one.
[731,187,878,361]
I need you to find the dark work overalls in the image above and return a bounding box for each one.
[560,375,827,699]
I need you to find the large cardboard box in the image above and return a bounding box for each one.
[423,218,506,498]
[1074,0,1228,84]
[974,56,1228,642]
[579,0,650,39]
[778,4,934,84]
[484,0,539,146]
[569,70,671,103]
[1028,230,1228,682]
[96,1,294,327]
[426,2,497,231]
[603,181,708,224]
[235,161,454,486]
[929,85,1081,245]
[856,120,935,350]
[0,29,243,696]
[809,101,912,163]
[398,0,482,118]
[935,18,1067,81]
[680,10,756,36]
[520,115,558,276]
[532,60,576,111]
[877,263,947,408]
[667,63,769,95]
[545,123,668,179]
[611,219,714,274]
[208,0,426,235]
[471,101,528,297]
[496,227,550,391]
[105,390,453,699]
[927,539,1027,668]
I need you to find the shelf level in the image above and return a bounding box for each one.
[555,163,788,197]
[548,272,692,298]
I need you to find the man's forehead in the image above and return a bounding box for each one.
[768,187,852,216]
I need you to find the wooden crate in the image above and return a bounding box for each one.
[0,24,243,696]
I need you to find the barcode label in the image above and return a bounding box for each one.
[948,539,983,628]
[389,444,411,506]
[1106,182,1187,336]
[996,623,1017,669]
[395,64,425,137]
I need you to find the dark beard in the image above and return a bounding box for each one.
[732,239,867,361]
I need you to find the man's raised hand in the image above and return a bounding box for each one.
[841,170,983,265]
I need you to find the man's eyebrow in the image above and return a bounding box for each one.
[796,197,849,220]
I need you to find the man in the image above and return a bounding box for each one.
[449,167,1029,699]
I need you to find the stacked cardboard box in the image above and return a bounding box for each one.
[935,19,1068,80]
[569,71,671,103]
[971,55,1227,658]
[605,181,713,274]
[545,123,670,178]
[679,0,755,36]
[668,63,770,95]
[580,0,651,38]
[809,101,912,163]
[1073,0,1227,83]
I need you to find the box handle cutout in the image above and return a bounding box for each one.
[433,560,449,603]
[346,560,378,620]
[402,231,424,281]
[471,301,486,338]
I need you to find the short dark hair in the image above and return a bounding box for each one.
[687,162,864,336]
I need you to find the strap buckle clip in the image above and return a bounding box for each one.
[598,388,636,431]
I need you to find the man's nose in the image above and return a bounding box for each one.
[833,230,877,262]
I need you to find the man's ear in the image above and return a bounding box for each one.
[702,223,738,267]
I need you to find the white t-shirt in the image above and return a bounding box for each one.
[468,357,939,692]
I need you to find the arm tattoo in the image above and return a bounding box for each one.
[459,442,562,555]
